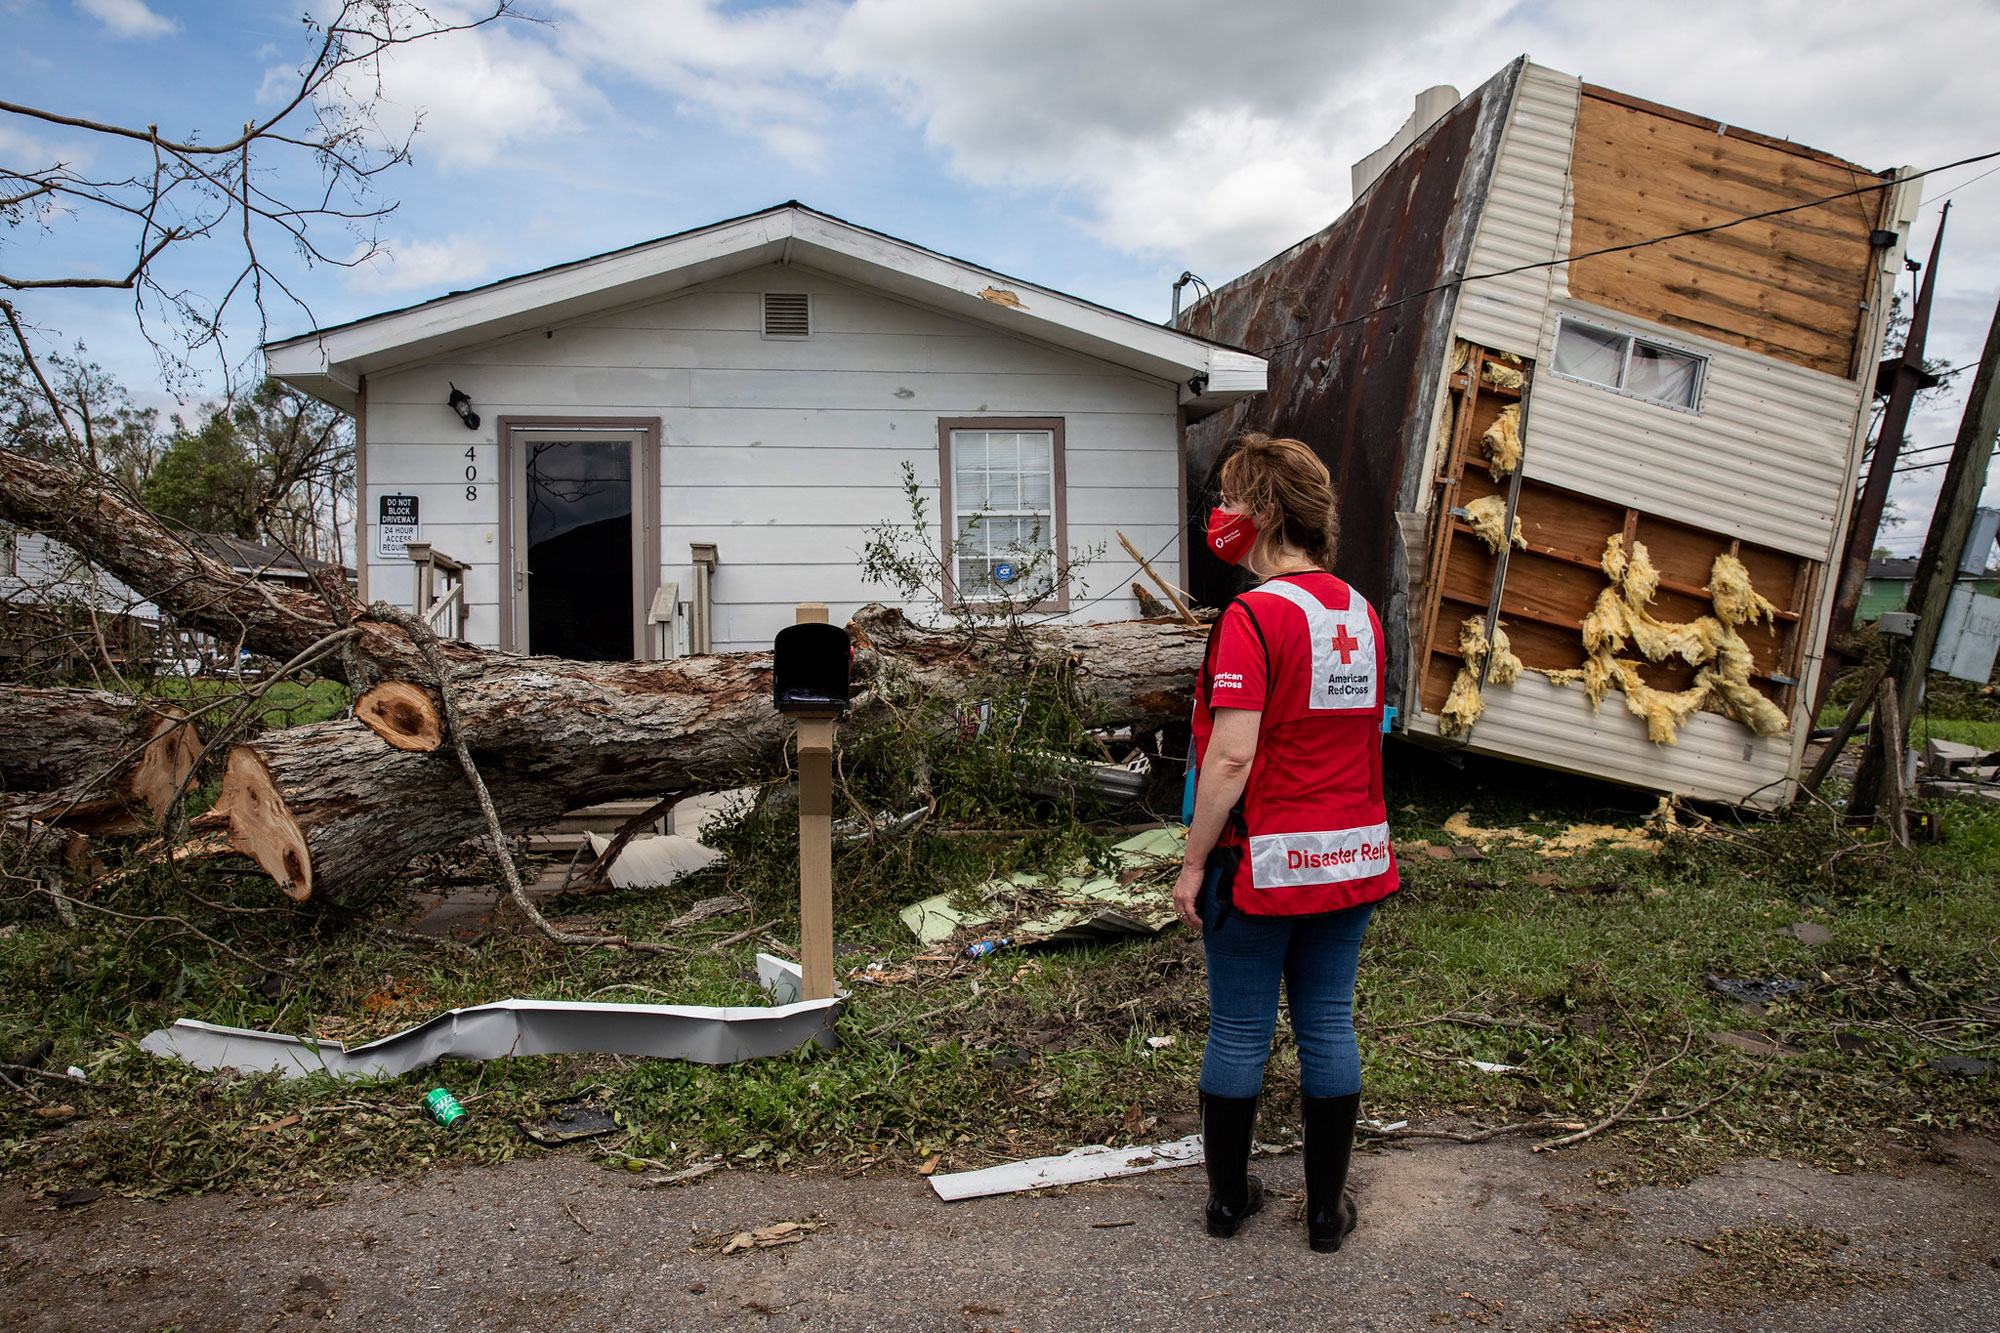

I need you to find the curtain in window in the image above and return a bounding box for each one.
[952,429,1055,597]
[1625,343,1700,408]
[1552,321,1625,387]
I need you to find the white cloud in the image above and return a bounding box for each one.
[345,233,498,295]
[326,7,597,170]
[548,0,846,164]
[76,0,178,39]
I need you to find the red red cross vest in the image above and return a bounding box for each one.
[1192,571,1399,915]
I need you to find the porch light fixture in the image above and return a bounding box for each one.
[447,383,480,430]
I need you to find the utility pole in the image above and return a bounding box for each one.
[1848,290,2000,822]
[1819,205,1949,716]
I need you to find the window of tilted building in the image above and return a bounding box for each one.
[1552,316,1706,411]
[945,422,1062,603]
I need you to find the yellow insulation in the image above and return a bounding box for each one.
[1549,539,1793,746]
[1439,667,1484,737]
[1482,362,1526,391]
[1481,404,1522,479]
[1439,616,1523,738]
[1488,621,1523,686]
[1707,554,1778,627]
[1464,495,1525,554]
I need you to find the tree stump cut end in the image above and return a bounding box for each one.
[356,681,444,752]
[214,747,315,901]
[131,707,201,824]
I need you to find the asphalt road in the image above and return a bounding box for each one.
[5,1134,1995,1331]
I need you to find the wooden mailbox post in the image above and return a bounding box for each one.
[774,603,849,1001]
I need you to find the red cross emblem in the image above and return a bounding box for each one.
[1330,623,1361,664]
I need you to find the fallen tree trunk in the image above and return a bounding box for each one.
[4,450,1211,902]
[206,608,1210,902]
[0,686,199,835]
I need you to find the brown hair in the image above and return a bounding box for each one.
[1217,433,1338,572]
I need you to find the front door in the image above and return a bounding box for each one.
[503,420,658,661]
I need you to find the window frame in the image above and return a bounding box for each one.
[937,417,1069,613]
[1550,315,1708,413]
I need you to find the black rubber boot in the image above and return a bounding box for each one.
[1200,1090,1265,1238]
[1303,1091,1361,1253]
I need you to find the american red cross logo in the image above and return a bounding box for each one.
[1330,624,1361,664]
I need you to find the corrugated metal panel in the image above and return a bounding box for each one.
[1524,300,1869,557]
[1453,64,1580,356]
[1178,61,1521,709]
[1406,672,1795,807]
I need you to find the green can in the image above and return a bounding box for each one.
[423,1087,468,1129]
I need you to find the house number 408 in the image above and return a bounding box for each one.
[464,447,478,502]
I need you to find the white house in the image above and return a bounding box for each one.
[264,204,1266,657]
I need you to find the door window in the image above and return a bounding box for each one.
[524,438,633,659]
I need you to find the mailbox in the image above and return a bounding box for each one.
[773,622,852,715]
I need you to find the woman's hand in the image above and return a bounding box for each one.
[1173,860,1205,934]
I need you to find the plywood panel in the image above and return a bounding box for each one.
[1567,90,1887,377]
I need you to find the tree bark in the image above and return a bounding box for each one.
[4,449,1213,901]
[0,685,199,834]
[207,608,1210,903]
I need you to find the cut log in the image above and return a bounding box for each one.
[208,608,1210,902]
[354,680,444,752]
[0,686,199,834]
[4,450,1215,901]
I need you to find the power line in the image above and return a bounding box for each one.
[1921,158,2000,207]
[1254,147,2000,357]
[1892,447,1997,476]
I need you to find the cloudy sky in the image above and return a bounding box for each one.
[7,0,1998,552]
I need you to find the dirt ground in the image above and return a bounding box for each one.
[4,1133,1994,1332]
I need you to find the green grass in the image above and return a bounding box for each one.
[1,738,1992,1202]
[141,676,352,729]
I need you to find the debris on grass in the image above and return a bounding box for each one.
[900,826,1183,948]
[1440,810,1663,857]
[517,1102,619,1146]
[582,833,722,890]
[929,1134,1205,1202]
[1704,975,1810,1007]
[138,954,843,1079]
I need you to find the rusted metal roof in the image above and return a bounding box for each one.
[1179,60,1523,706]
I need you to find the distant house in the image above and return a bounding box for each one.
[0,523,162,671]
[1860,557,2000,624]
[263,203,1266,657]
[191,533,356,593]
[1181,57,1915,805]
[0,524,354,674]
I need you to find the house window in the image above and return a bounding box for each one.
[1551,317,1706,410]
[940,418,1066,606]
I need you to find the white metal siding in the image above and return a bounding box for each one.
[1452,63,1580,357]
[1419,62,1903,804]
[1525,299,1869,557]
[1409,672,1796,807]
[362,263,1183,653]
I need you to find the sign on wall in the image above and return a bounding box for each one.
[376,493,421,560]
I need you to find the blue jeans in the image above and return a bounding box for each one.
[1198,873,1374,1100]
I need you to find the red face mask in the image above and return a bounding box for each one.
[1206,506,1258,566]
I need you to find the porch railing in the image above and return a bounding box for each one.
[408,543,468,642]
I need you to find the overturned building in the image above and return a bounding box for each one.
[1180,58,1916,805]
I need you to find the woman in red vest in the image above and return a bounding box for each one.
[1173,433,1399,1253]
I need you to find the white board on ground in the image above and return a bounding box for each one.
[929,1134,1204,1202]
[583,832,721,889]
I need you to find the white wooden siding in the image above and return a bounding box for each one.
[362,263,1185,653]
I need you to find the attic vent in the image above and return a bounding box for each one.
[763,292,811,339]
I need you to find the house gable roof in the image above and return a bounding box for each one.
[263,203,1265,418]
